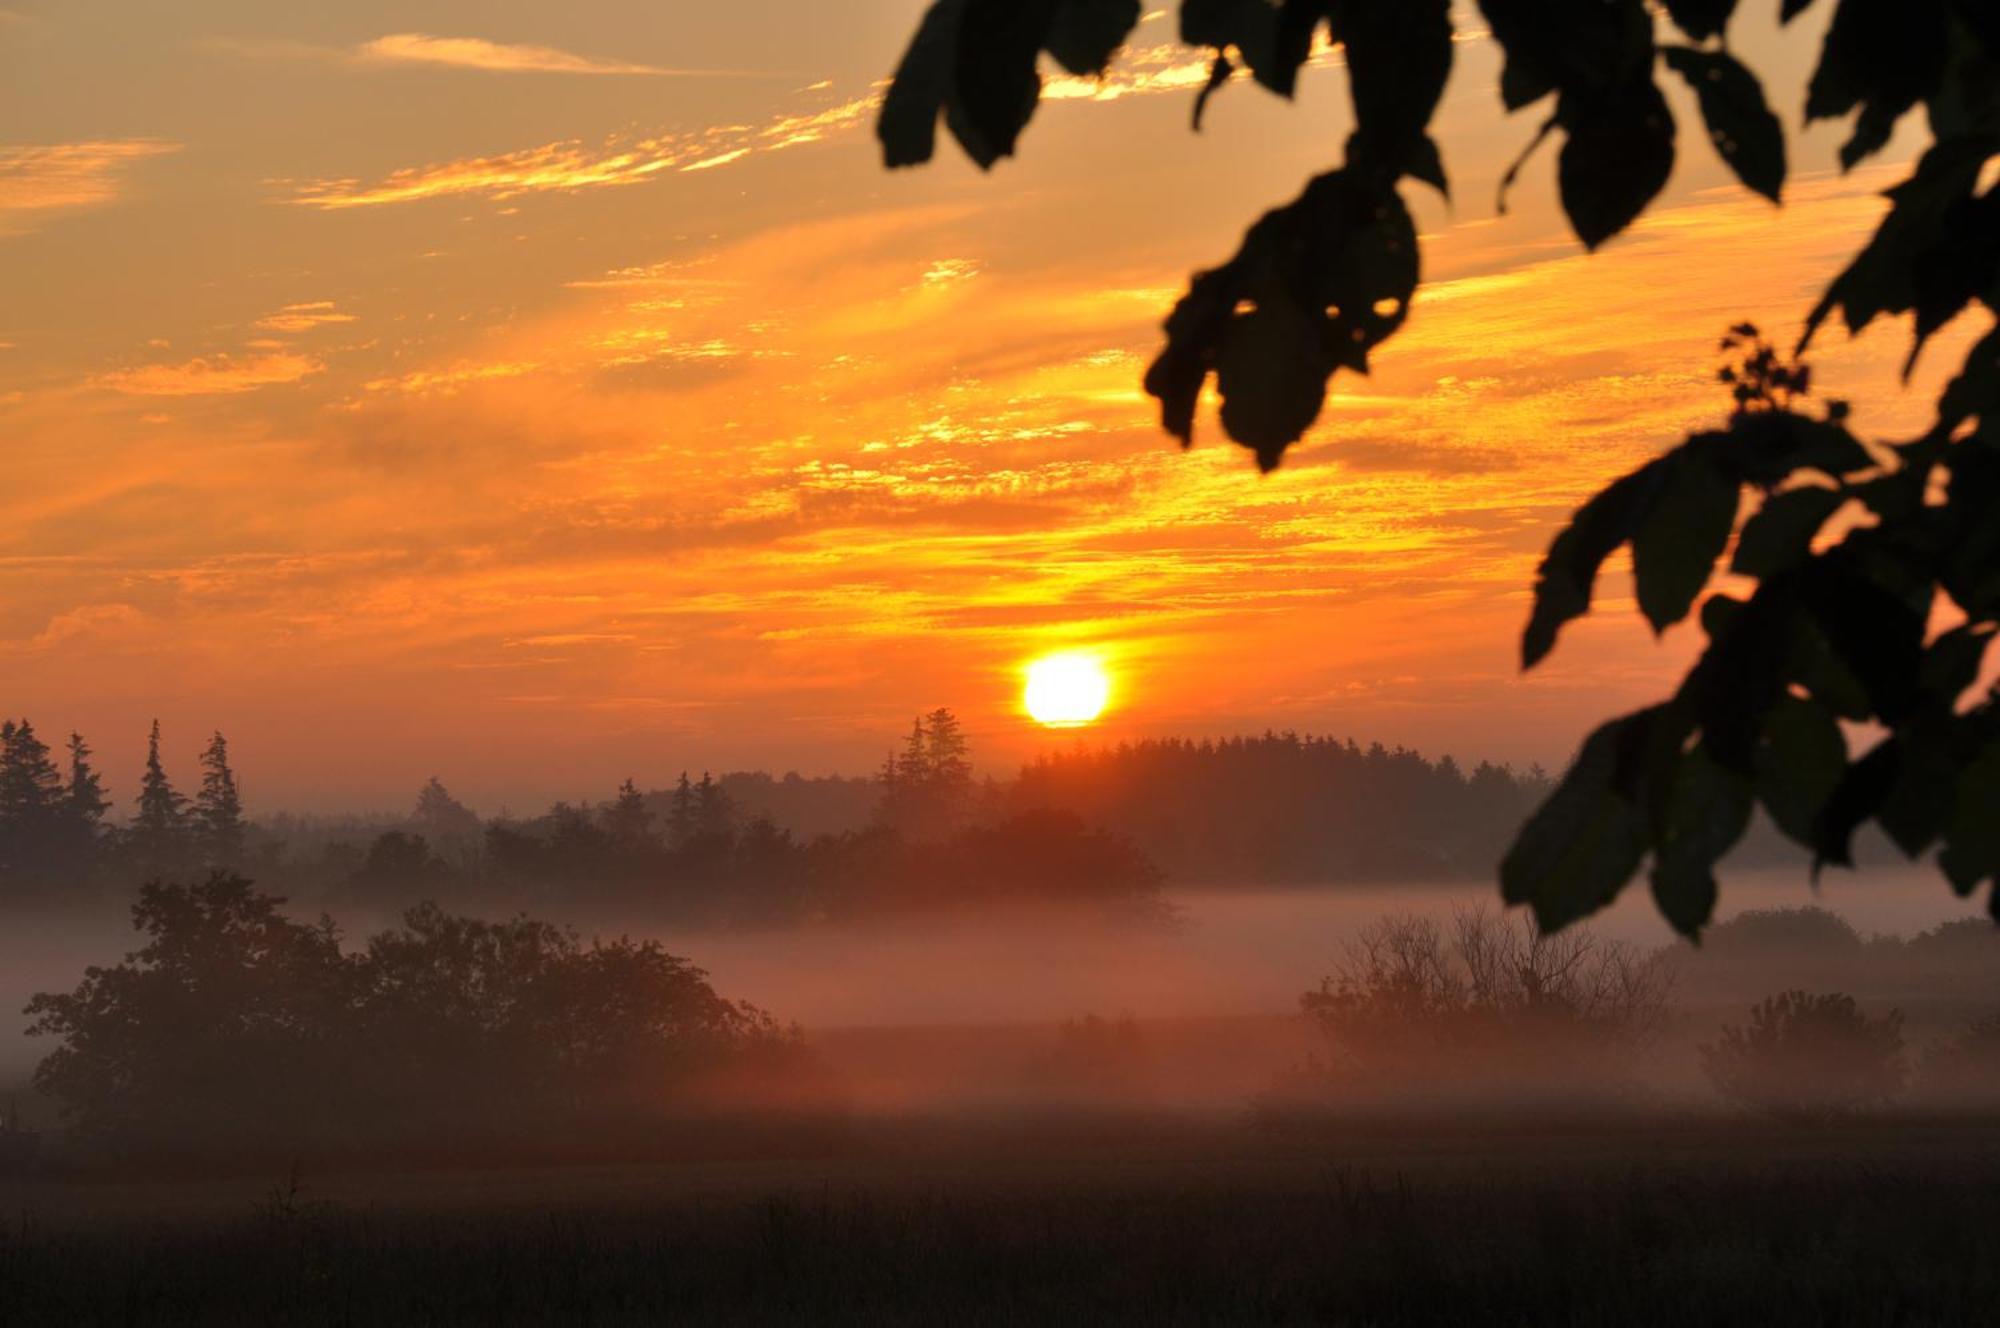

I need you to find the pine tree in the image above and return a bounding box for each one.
[64,732,110,830]
[131,719,189,875]
[603,777,656,851]
[412,777,480,838]
[666,771,696,851]
[922,707,971,796]
[0,719,65,882]
[194,731,245,866]
[897,717,929,785]
[694,771,732,840]
[0,718,63,831]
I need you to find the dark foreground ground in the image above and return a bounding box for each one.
[4,1116,1999,1326]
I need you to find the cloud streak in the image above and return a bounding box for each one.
[0,140,181,232]
[355,33,727,78]
[283,38,1228,210]
[96,352,323,396]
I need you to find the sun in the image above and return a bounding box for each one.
[1023,651,1112,728]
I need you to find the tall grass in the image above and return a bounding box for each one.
[4,1149,1998,1325]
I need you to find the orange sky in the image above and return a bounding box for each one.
[0,2,1973,812]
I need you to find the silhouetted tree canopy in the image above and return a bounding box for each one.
[23,875,799,1157]
[879,0,2000,934]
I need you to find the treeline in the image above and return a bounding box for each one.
[10,710,1802,920]
[0,719,246,903]
[1010,734,1551,883]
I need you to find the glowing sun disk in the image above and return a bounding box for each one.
[1023,652,1111,727]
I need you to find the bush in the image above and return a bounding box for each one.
[1917,1014,2000,1107]
[24,874,812,1159]
[1289,909,1673,1110]
[1701,991,1906,1122]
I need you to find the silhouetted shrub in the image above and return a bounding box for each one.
[1702,991,1906,1122]
[1028,1015,1153,1102]
[24,874,810,1159]
[1704,908,1865,955]
[1917,1014,2000,1107]
[1291,909,1673,1110]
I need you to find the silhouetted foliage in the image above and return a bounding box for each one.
[22,875,799,1157]
[880,2,2000,934]
[1917,1012,2000,1103]
[1012,733,1548,882]
[1702,989,1907,1120]
[1294,909,1673,1109]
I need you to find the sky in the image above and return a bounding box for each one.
[0,2,1973,814]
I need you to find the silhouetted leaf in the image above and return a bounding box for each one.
[1874,719,1960,856]
[1663,0,1737,42]
[879,0,965,167]
[1217,301,1328,467]
[1477,0,1654,109]
[1730,411,1875,483]
[1755,694,1848,846]
[1938,321,2000,431]
[1781,0,1821,22]
[1691,573,1800,772]
[1664,47,1786,203]
[1813,736,1899,871]
[1522,457,1670,668]
[1939,733,2000,896]
[1806,140,1994,360]
[1788,613,1874,719]
[1330,0,1454,183]
[1045,0,1142,76]
[1920,622,1997,706]
[1633,438,1741,633]
[1805,0,1950,169]
[1145,168,1416,466]
[1941,445,2000,616]
[1181,0,1290,95]
[1801,551,1927,723]
[1732,486,1845,577]
[1501,708,1657,931]
[1651,743,1753,937]
[944,0,1058,168]
[1558,78,1677,250]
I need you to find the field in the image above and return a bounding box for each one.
[5,1116,1999,1326]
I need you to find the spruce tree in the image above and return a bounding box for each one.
[64,732,110,830]
[922,708,971,798]
[666,771,695,851]
[693,771,732,840]
[0,719,65,883]
[0,718,63,830]
[131,719,189,875]
[194,731,245,866]
[62,732,112,876]
[604,778,655,851]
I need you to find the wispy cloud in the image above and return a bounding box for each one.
[255,301,356,334]
[97,352,322,396]
[0,140,181,233]
[285,91,877,209]
[357,33,704,77]
[281,37,1228,211]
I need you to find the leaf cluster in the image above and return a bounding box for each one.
[880,0,2000,934]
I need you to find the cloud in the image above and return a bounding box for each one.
[0,140,181,233]
[356,33,690,77]
[97,352,323,396]
[255,301,357,333]
[280,36,1230,211]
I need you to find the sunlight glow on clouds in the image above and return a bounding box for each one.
[96,352,323,396]
[0,140,180,232]
[357,33,691,77]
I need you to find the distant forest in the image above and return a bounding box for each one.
[0,708,1762,926]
